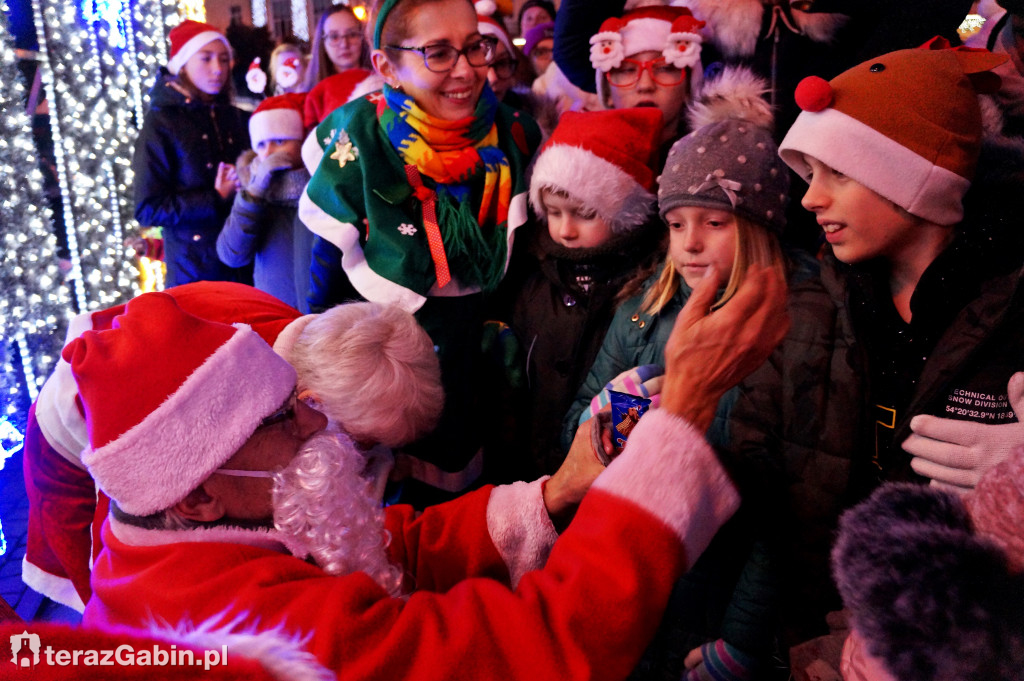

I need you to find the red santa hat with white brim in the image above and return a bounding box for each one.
[478,15,513,57]
[68,292,296,517]
[529,107,662,233]
[166,20,231,76]
[250,93,307,148]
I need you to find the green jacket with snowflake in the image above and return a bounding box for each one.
[298,92,541,494]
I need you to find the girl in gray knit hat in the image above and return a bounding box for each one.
[564,66,809,681]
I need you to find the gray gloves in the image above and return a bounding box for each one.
[246,150,298,198]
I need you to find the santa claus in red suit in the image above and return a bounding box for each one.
[23,282,443,611]
[68,263,785,681]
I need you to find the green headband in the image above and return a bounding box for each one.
[373,0,402,49]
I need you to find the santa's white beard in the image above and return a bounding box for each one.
[272,431,404,596]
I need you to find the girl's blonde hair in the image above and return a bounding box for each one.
[638,215,785,316]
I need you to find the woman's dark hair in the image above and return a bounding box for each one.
[370,0,475,48]
[302,4,372,91]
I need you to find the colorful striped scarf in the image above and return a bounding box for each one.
[378,84,513,291]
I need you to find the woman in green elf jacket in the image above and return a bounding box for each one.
[299,0,542,506]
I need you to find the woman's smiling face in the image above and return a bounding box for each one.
[376,0,489,120]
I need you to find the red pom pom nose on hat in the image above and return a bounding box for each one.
[794,76,833,112]
[68,292,296,516]
[167,20,230,76]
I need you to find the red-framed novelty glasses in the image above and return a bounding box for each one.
[606,57,686,88]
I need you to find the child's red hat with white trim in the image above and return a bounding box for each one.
[167,20,230,76]
[529,107,663,233]
[250,93,306,148]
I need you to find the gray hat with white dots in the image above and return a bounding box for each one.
[657,117,789,234]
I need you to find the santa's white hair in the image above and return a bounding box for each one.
[273,431,405,597]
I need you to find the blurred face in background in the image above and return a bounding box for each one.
[183,39,231,96]
[324,10,365,71]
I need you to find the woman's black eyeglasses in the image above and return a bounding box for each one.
[386,36,498,73]
[490,56,518,80]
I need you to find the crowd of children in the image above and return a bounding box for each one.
[25,0,1024,679]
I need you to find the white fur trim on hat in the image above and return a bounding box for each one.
[779,107,972,226]
[167,31,229,76]
[82,325,297,517]
[530,144,656,233]
[250,108,305,148]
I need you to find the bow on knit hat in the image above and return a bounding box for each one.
[529,107,663,233]
[166,20,231,76]
[250,93,306,148]
[66,292,296,517]
[779,37,1008,226]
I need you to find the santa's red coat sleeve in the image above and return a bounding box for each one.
[84,410,739,681]
[23,282,302,611]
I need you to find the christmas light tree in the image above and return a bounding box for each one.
[0,0,68,444]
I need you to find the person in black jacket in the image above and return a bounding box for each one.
[132,20,252,287]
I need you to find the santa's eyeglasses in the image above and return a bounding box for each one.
[606,57,685,88]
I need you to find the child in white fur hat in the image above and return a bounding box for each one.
[217,93,311,310]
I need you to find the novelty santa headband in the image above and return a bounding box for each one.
[589,6,705,73]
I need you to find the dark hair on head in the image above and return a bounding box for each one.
[302,4,372,91]
[517,0,555,33]
[370,0,475,48]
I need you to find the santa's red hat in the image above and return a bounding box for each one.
[68,292,296,516]
[529,107,662,233]
[166,20,230,76]
[250,93,306,148]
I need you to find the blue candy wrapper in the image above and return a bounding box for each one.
[609,390,651,454]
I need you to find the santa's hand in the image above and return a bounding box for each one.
[660,264,789,431]
[543,415,610,529]
[247,152,296,197]
[904,372,1024,492]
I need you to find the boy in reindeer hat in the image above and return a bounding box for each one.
[217,92,311,309]
[740,38,1024,651]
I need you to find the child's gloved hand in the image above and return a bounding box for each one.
[903,372,1024,492]
[247,151,298,198]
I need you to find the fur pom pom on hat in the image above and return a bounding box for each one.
[68,292,296,516]
[833,483,1024,681]
[779,37,1009,226]
[658,66,788,234]
[167,20,230,76]
[250,93,306,148]
[529,107,662,233]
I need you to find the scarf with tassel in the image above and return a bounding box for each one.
[378,84,512,292]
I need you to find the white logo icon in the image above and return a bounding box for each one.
[10,631,41,668]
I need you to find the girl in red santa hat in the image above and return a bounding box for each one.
[132,20,251,288]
